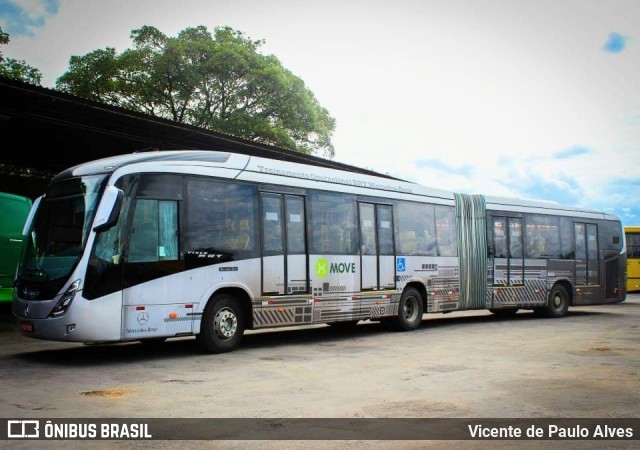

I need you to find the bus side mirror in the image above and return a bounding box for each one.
[22,196,42,236]
[93,186,124,232]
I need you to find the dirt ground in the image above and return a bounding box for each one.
[1,294,639,449]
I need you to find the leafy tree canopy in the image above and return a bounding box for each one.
[0,27,42,85]
[57,25,335,157]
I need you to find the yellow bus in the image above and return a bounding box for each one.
[625,226,640,292]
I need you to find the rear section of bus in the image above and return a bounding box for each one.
[625,226,640,292]
[0,192,32,302]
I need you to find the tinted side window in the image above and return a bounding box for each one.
[525,215,560,259]
[85,175,136,299]
[128,199,179,262]
[435,205,457,256]
[136,174,182,199]
[285,196,306,254]
[560,217,575,259]
[396,202,436,256]
[575,223,586,259]
[493,217,507,258]
[377,205,394,256]
[262,194,284,255]
[184,178,258,264]
[309,192,357,254]
[627,233,640,258]
[601,220,623,258]
[509,218,523,258]
[122,174,185,289]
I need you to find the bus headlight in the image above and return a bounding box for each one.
[49,280,81,318]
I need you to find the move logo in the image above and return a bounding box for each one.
[314,258,356,278]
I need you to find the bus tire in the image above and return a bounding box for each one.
[541,284,570,318]
[197,294,245,353]
[394,287,424,331]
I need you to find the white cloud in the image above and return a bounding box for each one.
[2,0,640,224]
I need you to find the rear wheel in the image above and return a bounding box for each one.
[541,284,570,318]
[197,294,245,353]
[394,288,424,331]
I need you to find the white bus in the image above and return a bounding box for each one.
[13,151,626,352]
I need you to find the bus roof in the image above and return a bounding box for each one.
[57,150,617,221]
[625,226,640,233]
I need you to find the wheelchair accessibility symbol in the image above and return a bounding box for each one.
[396,257,406,272]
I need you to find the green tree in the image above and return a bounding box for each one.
[57,25,335,157]
[0,27,42,85]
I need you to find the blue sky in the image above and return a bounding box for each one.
[1,0,639,225]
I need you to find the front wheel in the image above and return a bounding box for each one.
[197,294,245,353]
[393,288,424,331]
[541,285,570,318]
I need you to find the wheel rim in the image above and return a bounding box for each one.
[214,307,238,340]
[552,292,564,309]
[403,295,419,322]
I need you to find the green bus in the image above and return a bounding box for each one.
[0,192,32,302]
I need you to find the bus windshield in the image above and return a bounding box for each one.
[19,175,107,284]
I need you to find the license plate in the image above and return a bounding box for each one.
[20,321,34,332]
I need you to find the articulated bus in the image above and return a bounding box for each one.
[0,192,32,302]
[625,226,640,292]
[12,151,626,352]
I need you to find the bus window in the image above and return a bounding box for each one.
[587,224,599,285]
[575,224,586,260]
[262,194,284,255]
[560,217,574,259]
[309,192,357,255]
[601,221,622,258]
[184,178,257,261]
[128,200,179,262]
[396,202,436,256]
[435,205,457,257]
[525,215,560,259]
[85,176,135,299]
[493,218,507,258]
[628,232,640,258]
[509,219,523,258]
[285,196,306,254]
[377,205,394,255]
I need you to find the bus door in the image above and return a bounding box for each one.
[260,193,308,295]
[121,189,185,339]
[359,203,395,290]
[491,216,524,286]
[575,223,599,286]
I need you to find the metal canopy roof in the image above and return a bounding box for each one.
[0,76,391,198]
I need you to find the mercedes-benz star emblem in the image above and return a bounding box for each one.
[137,312,149,325]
